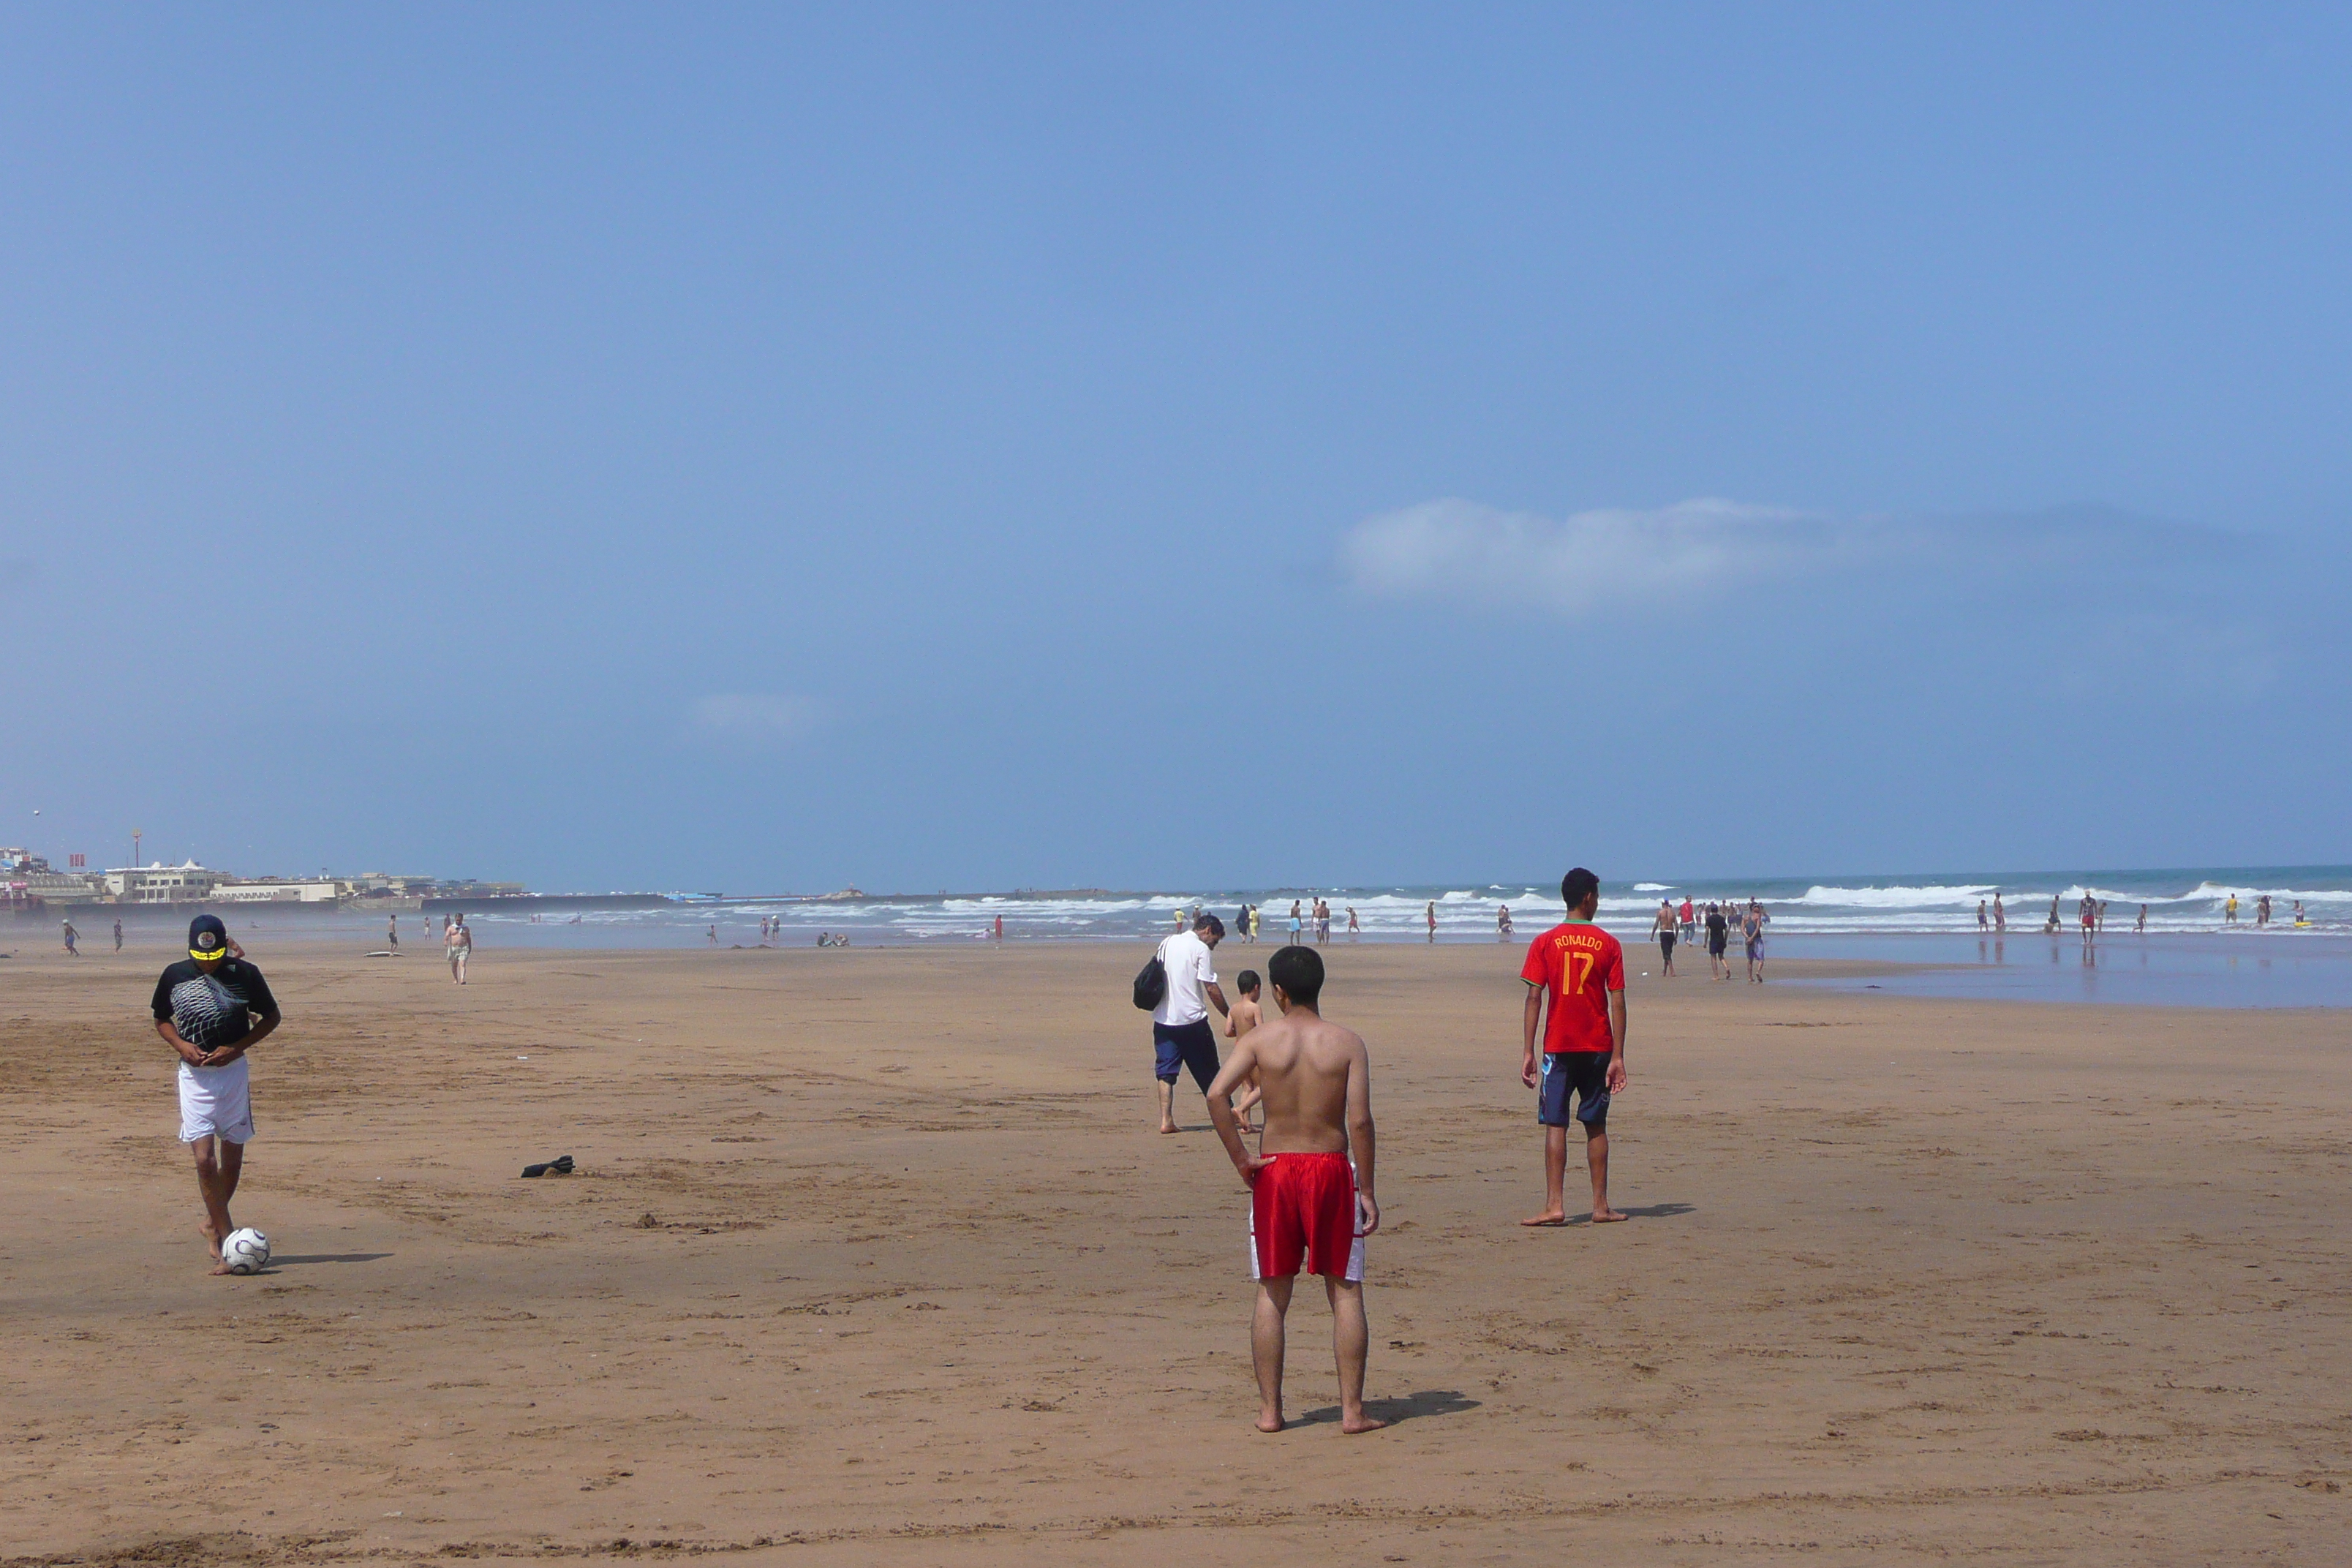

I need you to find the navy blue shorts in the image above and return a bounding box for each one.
[1538,1050,1610,1133]
[1153,1018,1220,1091]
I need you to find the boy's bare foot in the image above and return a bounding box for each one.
[1591,1206,1629,1224]
[209,1258,239,1275]
[1341,1412,1388,1434]
[197,1221,224,1259]
[1158,1121,1180,1135]
[1256,1411,1284,1433]
[1519,1210,1569,1226]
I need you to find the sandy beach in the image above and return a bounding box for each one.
[4,937,2348,1565]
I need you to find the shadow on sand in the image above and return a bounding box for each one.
[1551,1201,1696,1226]
[1293,1389,1480,1429]
[267,1253,394,1267]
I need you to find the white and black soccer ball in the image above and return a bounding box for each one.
[221,1227,271,1274]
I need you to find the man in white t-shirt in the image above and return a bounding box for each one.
[1154,913,1231,1134]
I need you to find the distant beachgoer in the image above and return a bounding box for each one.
[1744,902,1766,982]
[62,919,78,956]
[1651,899,1677,976]
[2080,895,2095,943]
[1223,968,1264,1131]
[113,919,124,953]
[2097,900,2108,933]
[1152,913,1232,1134]
[388,915,399,949]
[2258,894,2272,927]
[1519,868,1628,1227]
[2136,904,2148,933]
[1994,892,2006,932]
[1315,898,1331,945]
[1676,898,1695,946]
[1248,906,1262,943]
[1977,900,1989,931]
[1346,905,1360,938]
[1425,902,1437,943]
[2046,896,2062,934]
[1705,902,1730,980]
[2294,900,2309,927]
[447,915,472,983]
[1496,903,1514,941]
[2225,894,2239,924]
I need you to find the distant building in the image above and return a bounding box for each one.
[105,862,219,904]
[214,879,339,904]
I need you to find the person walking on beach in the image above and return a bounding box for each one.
[1496,903,1514,941]
[1152,912,1232,1134]
[1677,897,1695,947]
[1347,905,1360,939]
[387,914,399,950]
[1994,892,2006,932]
[446,914,472,983]
[2226,893,2239,924]
[1315,898,1331,945]
[1977,900,1989,931]
[153,915,279,1273]
[2258,894,2272,927]
[61,918,79,955]
[1520,869,1628,1226]
[2137,904,2148,932]
[1223,969,1265,1131]
[1651,899,1677,976]
[113,919,124,953]
[1744,901,1767,982]
[1425,902,1438,943]
[1204,943,1383,1434]
[1289,902,1304,944]
[2046,896,2062,934]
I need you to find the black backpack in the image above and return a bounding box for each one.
[1131,949,1167,1011]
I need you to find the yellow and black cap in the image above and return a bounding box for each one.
[189,914,230,961]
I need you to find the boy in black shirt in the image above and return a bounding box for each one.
[151,915,280,1272]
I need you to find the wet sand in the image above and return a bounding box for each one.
[4,937,2349,1565]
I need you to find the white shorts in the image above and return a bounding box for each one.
[178,1058,254,1144]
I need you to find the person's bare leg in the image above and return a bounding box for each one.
[1521,1123,1569,1224]
[1232,1082,1262,1130]
[1587,1128,1626,1222]
[192,1138,234,1264]
[1326,1277,1384,1433]
[1157,1079,1178,1134]
[1251,1278,1292,1431]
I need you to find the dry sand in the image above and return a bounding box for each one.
[3,935,2349,1566]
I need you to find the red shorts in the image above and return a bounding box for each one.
[1248,1150,1365,1282]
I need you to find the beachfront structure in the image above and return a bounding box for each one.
[214,879,341,904]
[104,862,219,903]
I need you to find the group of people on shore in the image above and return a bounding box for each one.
[1647,897,1771,981]
[1144,867,1632,1434]
[1221,900,1367,945]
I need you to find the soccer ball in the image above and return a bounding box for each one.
[222,1228,271,1274]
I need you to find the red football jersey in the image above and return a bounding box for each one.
[1522,921,1625,1054]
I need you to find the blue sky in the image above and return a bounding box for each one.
[4,5,2348,892]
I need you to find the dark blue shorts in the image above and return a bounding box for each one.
[1153,1018,1220,1091]
[1538,1050,1610,1133]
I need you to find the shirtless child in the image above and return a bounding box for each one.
[1224,970,1265,1131]
[1206,946,1382,1436]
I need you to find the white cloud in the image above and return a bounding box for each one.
[1339,497,1853,614]
[687,693,822,744]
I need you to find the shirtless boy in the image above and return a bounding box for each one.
[152,915,282,1273]
[1520,868,1629,1226]
[1206,945,1382,1436]
[1224,969,1265,1131]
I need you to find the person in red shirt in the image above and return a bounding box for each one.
[1518,867,1629,1226]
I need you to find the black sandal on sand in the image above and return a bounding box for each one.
[521,1155,576,1178]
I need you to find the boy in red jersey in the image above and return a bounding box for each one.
[1519,867,1629,1226]
[1206,945,1382,1435]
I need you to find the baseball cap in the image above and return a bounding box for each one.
[189,914,230,960]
